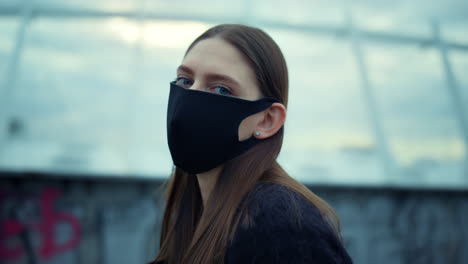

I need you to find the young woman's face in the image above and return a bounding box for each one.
[176,37,263,140]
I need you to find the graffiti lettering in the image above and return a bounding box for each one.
[0,188,81,260]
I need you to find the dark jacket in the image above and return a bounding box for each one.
[153,183,353,264]
[224,182,353,264]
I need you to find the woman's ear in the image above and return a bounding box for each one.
[253,103,286,139]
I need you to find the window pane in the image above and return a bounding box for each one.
[0,18,18,82]
[443,22,468,43]
[2,18,138,175]
[256,0,343,25]
[36,0,139,12]
[36,0,246,18]
[269,29,380,185]
[0,0,20,6]
[451,50,468,108]
[366,44,466,187]
[145,0,246,17]
[351,5,430,37]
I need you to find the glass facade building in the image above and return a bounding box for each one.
[1,0,467,188]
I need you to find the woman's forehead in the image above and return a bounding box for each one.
[182,38,253,80]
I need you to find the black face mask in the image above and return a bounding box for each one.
[166,81,279,174]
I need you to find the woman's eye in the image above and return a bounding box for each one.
[211,86,232,96]
[175,77,193,88]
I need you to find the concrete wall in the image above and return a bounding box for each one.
[1,172,467,264]
[323,187,468,263]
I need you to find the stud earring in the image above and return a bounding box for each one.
[255,131,261,136]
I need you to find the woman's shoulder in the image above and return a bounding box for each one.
[243,182,324,227]
[225,182,353,264]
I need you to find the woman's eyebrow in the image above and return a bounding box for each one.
[177,64,241,87]
[177,64,193,74]
[205,73,240,87]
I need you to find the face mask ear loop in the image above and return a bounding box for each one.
[236,99,277,143]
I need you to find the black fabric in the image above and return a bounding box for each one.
[224,183,353,264]
[166,81,279,174]
[152,183,353,264]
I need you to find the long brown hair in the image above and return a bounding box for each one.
[153,24,340,264]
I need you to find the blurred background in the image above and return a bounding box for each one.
[1,0,467,263]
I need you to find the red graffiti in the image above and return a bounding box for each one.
[0,188,81,260]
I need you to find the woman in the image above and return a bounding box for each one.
[151,24,352,264]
